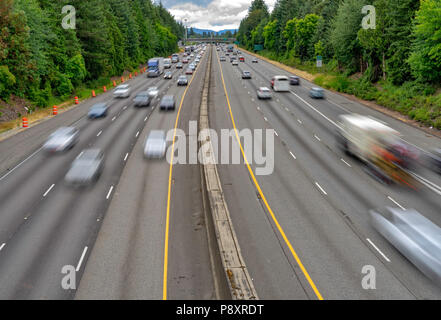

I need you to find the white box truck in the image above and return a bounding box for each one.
[164,58,172,69]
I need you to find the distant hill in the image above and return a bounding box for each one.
[190,28,237,36]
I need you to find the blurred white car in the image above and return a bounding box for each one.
[113,84,131,98]
[257,87,272,99]
[65,149,104,186]
[144,130,166,158]
[43,127,79,153]
[146,86,159,99]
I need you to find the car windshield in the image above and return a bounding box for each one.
[148,87,158,92]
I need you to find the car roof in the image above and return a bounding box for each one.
[148,130,166,139]
[162,95,174,100]
[148,87,158,90]
[273,75,288,80]
[259,87,270,91]
[137,91,149,95]
[116,84,129,89]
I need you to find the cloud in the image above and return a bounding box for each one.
[166,0,277,31]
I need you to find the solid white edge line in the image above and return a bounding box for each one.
[387,196,406,210]
[410,171,441,196]
[106,186,114,200]
[315,182,327,195]
[0,147,43,181]
[366,238,391,262]
[43,184,55,197]
[76,246,88,272]
[290,90,341,129]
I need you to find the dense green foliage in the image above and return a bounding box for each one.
[237,0,441,128]
[0,0,184,106]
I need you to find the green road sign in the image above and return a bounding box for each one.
[254,44,263,51]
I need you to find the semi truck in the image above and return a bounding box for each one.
[336,114,419,187]
[147,57,164,77]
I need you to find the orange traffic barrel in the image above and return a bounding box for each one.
[92,90,96,97]
[22,117,28,128]
[74,96,79,104]
[103,86,107,92]
[135,71,138,76]
[121,77,124,83]
[113,80,116,87]
[52,105,58,115]
[129,73,132,79]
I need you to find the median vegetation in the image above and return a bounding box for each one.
[0,0,184,124]
[237,0,441,129]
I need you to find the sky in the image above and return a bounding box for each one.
[159,0,277,32]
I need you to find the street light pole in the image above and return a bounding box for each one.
[184,18,187,45]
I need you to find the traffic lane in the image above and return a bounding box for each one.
[167,48,216,299]
[0,66,164,175]
[75,60,204,299]
[240,51,441,188]
[216,52,417,299]
[221,54,441,298]
[212,49,310,299]
[0,87,159,299]
[235,58,441,230]
[0,68,186,298]
[0,72,178,244]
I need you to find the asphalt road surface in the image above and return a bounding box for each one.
[1,44,441,299]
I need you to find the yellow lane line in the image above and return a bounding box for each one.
[215,49,324,300]
[163,55,205,300]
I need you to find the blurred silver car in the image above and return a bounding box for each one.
[257,87,272,99]
[133,91,151,107]
[309,87,325,99]
[369,207,441,285]
[144,130,166,159]
[113,84,131,98]
[43,127,79,153]
[65,149,104,186]
[146,86,159,99]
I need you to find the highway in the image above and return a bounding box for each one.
[209,46,441,299]
[0,44,440,299]
[0,50,214,299]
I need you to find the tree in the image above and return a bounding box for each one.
[330,0,365,72]
[408,0,441,83]
[284,14,321,61]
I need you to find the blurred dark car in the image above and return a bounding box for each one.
[220,56,226,62]
[43,127,79,153]
[177,75,188,86]
[160,95,175,111]
[88,103,109,119]
[133,91,150,107]
[144,130,166,159]
[290,76,300,85]
[369,207,441,285]
[242,71,251,79]
[64,149,104,186]
[176,62,183,69]
[252,58,258,63]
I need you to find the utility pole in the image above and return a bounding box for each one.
[184,18,187,45]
